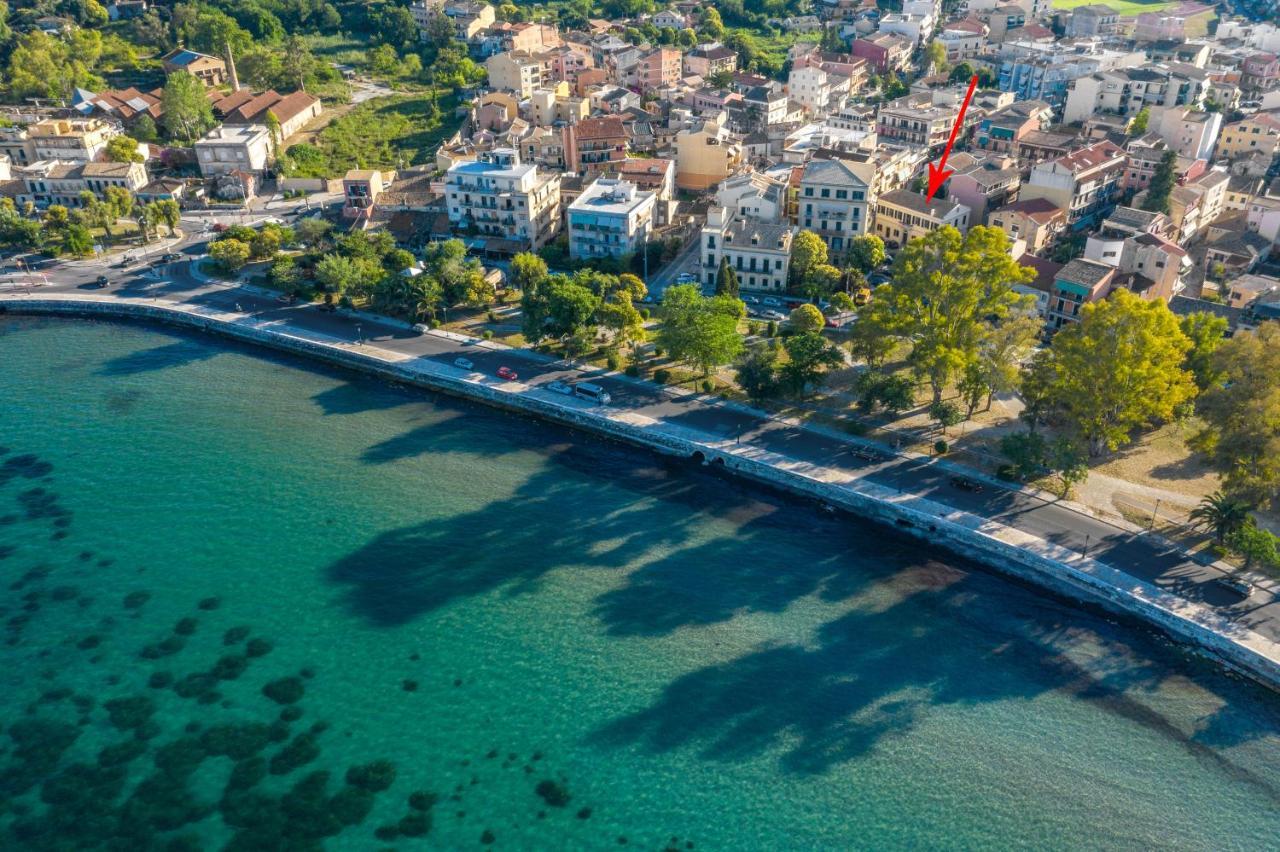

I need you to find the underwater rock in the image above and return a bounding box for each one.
[97,737,149,768]
[228,756,268,792]
[329,785,375,827]
[123,591,150,609]
[173,617,198,636]
[173,673,217,700]
[244,638,273,658]
[262,677,304,705]
[212,654,250,680]
[279,706,303,723]
[268,732,320,775]
[346,760,396,793]
[201,723,273,761]
[397,811,431,838]
[197,596,221,611]
[480,829,495,844]
[223,626,251,645]
[577,807,592,820]
[408,791,437,812]
[535,779,571,808]
[148,671,174,689]
[104,696,156,731]
[402,680,418,692]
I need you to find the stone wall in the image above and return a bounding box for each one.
[7,296,1280,693]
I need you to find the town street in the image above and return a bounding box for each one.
[6,247,1279,651]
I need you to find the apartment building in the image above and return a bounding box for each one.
[849,33,914,74]
[17,159,147,208]
[1123,135,1203,192]
[701,206,796,293]
[937,27,985,62]
[1064,4,1119,37]
[674,119,743,191]
[1241,52,1280,94]
[945,153,1021,225]
[876,94,961,152]
[1216,113,1280,160]
[873,189,971,247]
[28,118,118,163]
[609,157,677,224]
[630,47,681,92]
[1150,105,1221,160]
[564,115,627,176]
[988,198,1066,255]
[1047,258,1115,330]
[193,125,273,178]
[1062,66,1209,126]
[486,50,548,99]
[1021,140,1126,229]
[342,169,384,219]
[567,177,655,260]
[684,43,738,78]
[444,148,562,250]
[414,0,495,40]
[716,171,788,222]
[796,156,876,253]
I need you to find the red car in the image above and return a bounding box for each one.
[496,366,517,380]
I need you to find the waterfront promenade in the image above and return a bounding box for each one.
[4,274,1280,689]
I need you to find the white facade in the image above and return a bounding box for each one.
[700,206,796,293]
[567,178,656,260]
[445,148,562,250]
[194,125,272,177]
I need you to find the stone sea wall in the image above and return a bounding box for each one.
[7,297,1280,693]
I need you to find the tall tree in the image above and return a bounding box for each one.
[510,252,548,291]
[105,135,144,164]
[780,332,844,398]
[1141,149,1178,215]
[1192,323,1280,507]
[735,345,780,404]
[866,225,1035,403]
[161,71,216,143]
[789,230,827,286]
[715,256,739,298]
[846,234,885,272]
[657,284,745,376]
[1037,289,1196,457]
[1179,311,1228,391]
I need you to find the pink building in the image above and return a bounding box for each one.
[632,47,681,93]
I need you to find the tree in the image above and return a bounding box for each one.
[715,256,739,298]
[314,254,363,304]
[105,135,144,164]
[973,309,1042,411]
[1226,523,1278,571]
[657,284,745,376]
[186,9,253,57]
[789,230,827,285]
[999,431,1087,496]
[846,312,896,369]
[735,345,780,404]
[367,44,400,76]
[1189,491,1253,543]
[5,30,104,100]
[1179,311,1228,391]
[925,40,948,74]
[209,238,250,273]
[700,7,724,39]
[63,224,94,257]
[132,115,159,143]
[104,186,133,224]
[162,71,216,143]
[846,234,885,272]
[1193,323,1280,508]
[1036,289,1196,457]
[1141,149,1178,215]
[789,303,825,334]
[780,332,843,397]
[295,217,332,248]
[249,229,281,260]
[509,252,547,291]
[799,263,843,301]
[928,400,963,433]
[1130,106,1150,135]
[866,225,1035,404]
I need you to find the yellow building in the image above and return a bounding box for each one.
[1216,114,1280,161]
[674,119,743,192]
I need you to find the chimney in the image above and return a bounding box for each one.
[225,41,241,93]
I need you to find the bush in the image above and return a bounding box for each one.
[652,346,663,357]
[624,364,640,377]
[934,440,949,455]
[653,369,670,383]
[487,311,497,323]
[767,320,778,337]
[640,308,650,320]
[482,330,493,340]
[701,379,714,393]
[606,353,622,371]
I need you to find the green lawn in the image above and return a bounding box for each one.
[284,92,462,178]
[1050,0,1178,13]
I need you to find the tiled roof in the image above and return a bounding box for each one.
[879,188,963,218]
[995,197,1065,222]
[1058,258,1113,288]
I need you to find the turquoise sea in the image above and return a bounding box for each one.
[1,315,1278,851]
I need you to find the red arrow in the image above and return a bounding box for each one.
[925,74,979,202]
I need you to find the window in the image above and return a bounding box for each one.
[821,188,830,198]
[804,187,813,196]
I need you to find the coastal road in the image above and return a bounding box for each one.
[11,259,1280,646]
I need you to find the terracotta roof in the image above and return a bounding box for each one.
[575,115,626,140]
[994,197,1064,223]
[1018,254,1063,294]
[1054,140,1125,173]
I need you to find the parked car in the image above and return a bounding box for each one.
[573,382,611,405]
[412,323,430,334]
[496,366,518,380]
[1214,576,1252,599]
[867,272,891,286]
[546,380,573,395]
[762,296,783,307]
[453,357,474,370]
[761,309,787,321]
[743,295,761,305]
[90,275,109,288]
[161,252,182,263]
[676,272,697,284]
[851,446,881,462]
[950,475,983,492]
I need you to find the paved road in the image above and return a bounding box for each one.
[9,251,1280,646]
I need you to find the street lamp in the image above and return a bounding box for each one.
[356,323,363,345]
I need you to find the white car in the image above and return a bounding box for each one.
[546,380,573,395]
[762,297,783,307]
[676,272,697,284]
[453,357,474,370]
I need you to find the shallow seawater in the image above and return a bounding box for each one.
[0,316,1278,851]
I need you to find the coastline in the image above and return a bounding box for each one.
[5,295,1280,695]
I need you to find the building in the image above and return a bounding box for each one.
[873,189,971,247]
[28,118,118,163]
[343,169,384,220]
[1064,4,1119,37]
[684,43,738,78]
[988,197,1066,256]
[1062,66,1210,126]
[945,153,1021,225]
[674,119,743,191]
[193,124,273,178]
[701,207,796,293]
[160,48,227,86]
[1150,105,1221,160]
[486,50,549,99]
[567,178,656,260]
[1047,258,1115,330]
[1021,140,1126,229]
[17,159,147,208]
[796,156,876,253]
[564,115,627,176]
[609,157,677,224]
[215,90,324,141]
[1216,113,1280,161]
[716,171,788,222]
[444,148,562,251]
[877,94,963,152]
[631,47,681,92]
[849,33,914,74]
[1241,52,1280,95]
[413,0,495,40]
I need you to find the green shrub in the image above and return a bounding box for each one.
[654,368,670,383]
[701,379,714,393]
[606,353,622,371]
[482,330,493,340]
[624,364,640,377]
[934,440,949,455]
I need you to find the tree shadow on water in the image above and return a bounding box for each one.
[95,339,219,377]
[326,447,752,627]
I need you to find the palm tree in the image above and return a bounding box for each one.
[1189,491,1253,542]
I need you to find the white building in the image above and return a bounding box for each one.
[193,124,272,177]
[445,148,562,250]
[567,177,656,260]
[715,171,788,222]
[701,206,797,293]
